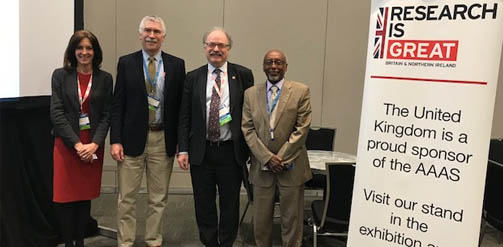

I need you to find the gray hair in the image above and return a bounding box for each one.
[138,15,166,36]
[202,27,233,49]
[264,49,288,64]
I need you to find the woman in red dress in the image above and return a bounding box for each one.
[50,30,112,247]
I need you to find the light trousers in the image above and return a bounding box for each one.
[117,130,174,247]
[253,182,304,247]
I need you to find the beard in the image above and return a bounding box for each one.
[267,73,282,83]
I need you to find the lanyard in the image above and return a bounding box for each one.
[142,57,163,89]
[210,70,226,98]
[266,87,281,115]
[77,74,93,112]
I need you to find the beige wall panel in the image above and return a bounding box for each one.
[322,1,370,154]
[116,0,224,71]
[84,1,118,171]
[88,0,225,189]
[224,0,328,125]
[84,0,117,79]
[170,167,193,189]
[86,1,503,189]
[101,169,116,187]
[491,49,503,138]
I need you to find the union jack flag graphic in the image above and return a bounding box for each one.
[374,7,388,59]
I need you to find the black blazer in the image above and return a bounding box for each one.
[110,50,186,156]
[178,62,254,166]
[50,68,113,148]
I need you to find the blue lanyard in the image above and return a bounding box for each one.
[142,58,163,89]
[266,87,281,115]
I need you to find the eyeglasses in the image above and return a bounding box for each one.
[264,60,286,66]
[205,42,230,49]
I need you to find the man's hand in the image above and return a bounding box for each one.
[267,155,284,173]
[110,143,124,162]
[177,154,189,170]
[268,154,283,166]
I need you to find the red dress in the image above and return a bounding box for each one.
[53,73,104,203]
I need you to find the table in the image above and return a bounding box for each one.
[308,150,356,170]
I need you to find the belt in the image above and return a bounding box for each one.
[206,140,233,147]
[149,124,164,131]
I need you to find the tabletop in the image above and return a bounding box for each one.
[308,150,356,170]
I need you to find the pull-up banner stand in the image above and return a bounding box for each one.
[348,1,503,247]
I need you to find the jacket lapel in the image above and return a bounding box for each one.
[68,70,80,112]
[272,80,291,128]
[135,51,147,95]
[161,52,171,93]
[257,83,269,128]
[199,67,208,122]
[227,63,240,115]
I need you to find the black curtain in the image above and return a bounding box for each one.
[1,2,91,246]
[1,96,59,247]
[1,96,99,247]
[485,139,503,231]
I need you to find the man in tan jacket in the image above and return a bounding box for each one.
[242,49,312,247]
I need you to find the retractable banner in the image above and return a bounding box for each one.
[348,1,503,247]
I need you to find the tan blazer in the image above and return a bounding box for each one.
[242,79,312,187]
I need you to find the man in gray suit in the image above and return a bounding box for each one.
[242,49,312,247]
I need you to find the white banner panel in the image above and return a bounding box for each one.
[348,1,503,247]
[19,0,74,97]
[0,0,74,99]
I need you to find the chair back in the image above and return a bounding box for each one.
[306,127,336,151]
[484,139,503,231]
[319,163,355,229]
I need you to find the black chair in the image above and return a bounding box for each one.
[305,127,336,151]
[240,164,253,228]
[310,163,355,247]
[305,127,336,190]
[480,139,503,245]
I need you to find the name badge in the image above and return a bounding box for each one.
[147,94,160,111]
[219,105,232,126]
[79,113,91,130]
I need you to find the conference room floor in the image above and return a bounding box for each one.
[58,192,502,247]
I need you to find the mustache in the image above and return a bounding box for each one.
[145,38,157,42]
[210,51,223,56]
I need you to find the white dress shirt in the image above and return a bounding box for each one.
[206,62,231,141]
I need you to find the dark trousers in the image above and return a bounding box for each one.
[190,141,243,247]
[55,200,90,247]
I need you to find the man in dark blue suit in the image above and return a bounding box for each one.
[109,15,186,247]
[177,27,254,247]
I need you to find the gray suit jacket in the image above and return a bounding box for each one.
[242,79,312,187]
[50,68,113,148]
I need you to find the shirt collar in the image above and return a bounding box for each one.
[208,62,228,75]
[142,49,162,62]
[267,79,284,92]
